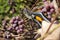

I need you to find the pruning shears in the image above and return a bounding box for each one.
[23,8,50,27]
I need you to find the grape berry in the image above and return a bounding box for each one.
[2,16,24,39]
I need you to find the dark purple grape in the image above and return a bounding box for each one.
[19,25,23,29]
[41,8,47,13]
[20,19,24,23]
[18,21,21,25]
[15,27,19,30]
[17,28,23,33]
[49,3,54,8]
[18,19,24,25]
[20,19,24,22]
[50,9,55,13]
[19,29,23,32]
[17,30,20,33]
[12,24,17,28]
[14,20,18,24]
[44,2,50,11]
[16,16,19,19]
[47,7,51,12]
[20,20,24,24]
[16,16,21,21]
[45,6,50,12]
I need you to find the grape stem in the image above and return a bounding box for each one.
[7,0,15,13]
[31,0,39,10]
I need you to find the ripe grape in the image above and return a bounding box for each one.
[49,3,54,9]
[20,19,24,22]
[19,29,23,32]
[17,30,20,33]
[18,21,21,25]
[12,24,17,28]
[50,8,55,13]
[41,8,47,13]
[3,16,25,34]
[18,19,24,25]
[16,16,20,20]
[40,0,55,22]
[19,25,23,29]
[14,20,18,24]
[15,27,19,30]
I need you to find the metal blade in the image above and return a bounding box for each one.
[23,8,33,19]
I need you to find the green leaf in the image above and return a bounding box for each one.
[20,5,24,9]
[5,6,10,13]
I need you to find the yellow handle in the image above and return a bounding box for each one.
[36,16,43,22]
[36,38,40,40]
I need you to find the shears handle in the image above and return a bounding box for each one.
[32,12,50,22]
[23,8,50,27]
[36,16,43,22]
[33,19,42,28]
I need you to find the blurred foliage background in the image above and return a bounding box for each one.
[0,0,42,25]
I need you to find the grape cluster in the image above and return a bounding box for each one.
[41,0,55,21]
[9,16,24,34]
[2,16,24,34]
